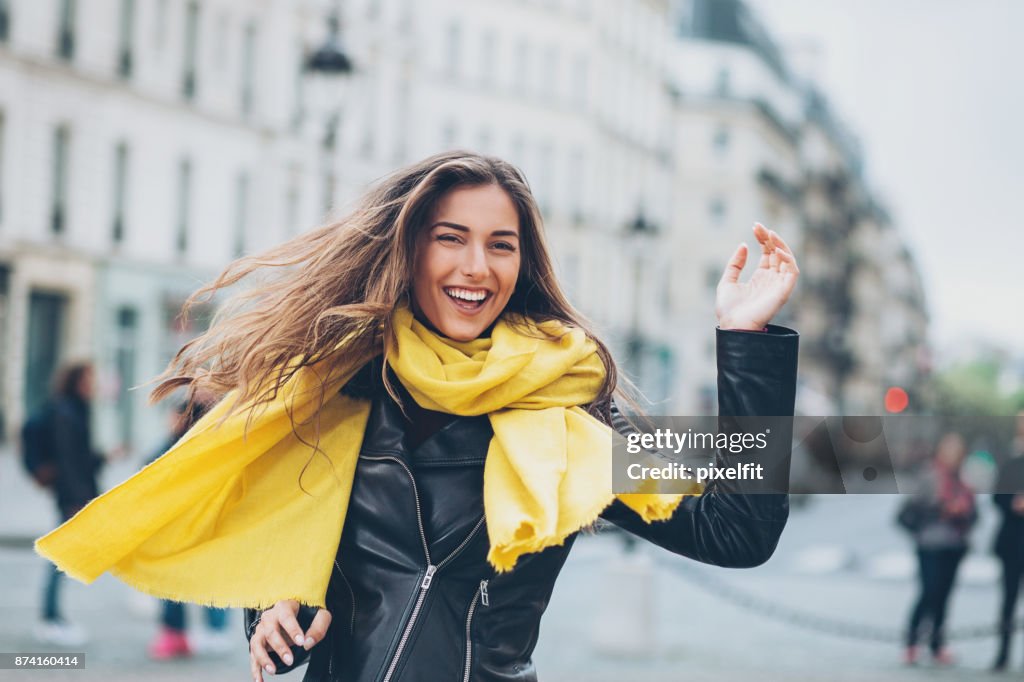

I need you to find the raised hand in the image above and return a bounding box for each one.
[715,223,799,331]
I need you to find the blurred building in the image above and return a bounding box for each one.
[667,0,929,414]
[0,0,333,447]
[0,0,931,447]
[667,0,804,413]
[332,0,679,406]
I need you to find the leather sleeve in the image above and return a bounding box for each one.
[599,325,798,568]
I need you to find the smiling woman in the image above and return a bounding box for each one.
[412,185,521,341]
[34,150,801,682]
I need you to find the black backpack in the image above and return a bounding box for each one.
[21,404,58,487]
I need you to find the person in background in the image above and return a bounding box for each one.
[146,395,232,660]
[992,411,1024,672]
[35,362,106,647]
[903,431,978,666]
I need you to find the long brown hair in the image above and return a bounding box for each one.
[151,151,624,424]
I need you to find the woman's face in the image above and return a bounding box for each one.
[412,184,521,341]
[936,433,967,470]
[76,367,95,401]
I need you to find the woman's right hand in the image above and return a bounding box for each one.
[249,599,332,681]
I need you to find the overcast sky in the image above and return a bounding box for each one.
[745,0,1023,361]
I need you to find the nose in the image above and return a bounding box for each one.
[460,243,488,280]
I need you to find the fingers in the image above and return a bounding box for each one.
[720,243,748,285]
[768,228,794,256]
[249,628,275,677]
[776,246,800,277]
[250,650,265,682]
[276,605,306,649]
[753,223,773,268]
[265,626,295,668]
[304,609,333,651]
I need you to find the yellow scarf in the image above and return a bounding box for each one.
[35,307,697,609]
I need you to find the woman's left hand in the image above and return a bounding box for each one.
[715,223,799,330]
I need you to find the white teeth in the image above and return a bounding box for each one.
[445,287,488,302]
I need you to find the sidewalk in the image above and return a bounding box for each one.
[0,446,1013,680]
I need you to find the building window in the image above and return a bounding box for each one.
[57,0,75,61]
[476,129,493,154]
[241,21,257,118]
[175,158,192,254]
[51,125,70,235]
[705,264,721,292]
[112,142,129,244]
[215,12,229,68]
[291,40,305,132]
[114,306,138,447]
[117,0,135,78]
[535,142,553,215]
[479,30,496,86]
[285,169,301,237]
[713,124,730,155]
[568,148,584,225]
[233,172,249,257]
[570,54,588,108]
[709,197,726,226]
[541,45,558,99]
[441,120,458,149]
[513,39,528,92]
[154,0,169,49]
[715,66,731,96]
[182,1,200,100]
[445,21,461,80]
[0,110,5,226]
[510,134,525,165]
[0,0,11,43]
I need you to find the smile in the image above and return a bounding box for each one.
[443,287,491,311]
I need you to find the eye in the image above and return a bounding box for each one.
[436,233,462,244]
[492,241,517,252]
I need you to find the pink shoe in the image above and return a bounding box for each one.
[902,646,919,665]
[148,628,192,660]
[932,648,955,666]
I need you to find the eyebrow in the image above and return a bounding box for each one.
[430,221,520,238]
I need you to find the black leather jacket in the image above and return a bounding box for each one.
[245,325,798,681]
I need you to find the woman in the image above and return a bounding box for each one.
[36,362,105,647]
[36,152,799,681]
[902,432,978,666]
[992,411,1024,671]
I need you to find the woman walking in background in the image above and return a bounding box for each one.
[34,362,106,647]
[992,411,1024,672]
[902,431,978,666]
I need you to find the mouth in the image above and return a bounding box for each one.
[443,286,491,313]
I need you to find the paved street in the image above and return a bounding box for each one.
[0,449,1017,681]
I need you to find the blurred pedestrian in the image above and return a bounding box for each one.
[992,411,1024,671]
[146,396,232,660]
[34,361,105,647]
[900,432,978,666]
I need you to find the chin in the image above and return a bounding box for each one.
[437,321,489,342]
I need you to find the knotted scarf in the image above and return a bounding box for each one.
[35,306,697,609]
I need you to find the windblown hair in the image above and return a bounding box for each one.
[150,150,625,425]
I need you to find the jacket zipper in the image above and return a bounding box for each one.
[462,579,489,682]
[363,455,485,682]
[333,559,357,634]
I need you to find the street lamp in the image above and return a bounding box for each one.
[305,10,354,77]
[304,5,355,214]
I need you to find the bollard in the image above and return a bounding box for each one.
[591,543,657,656]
